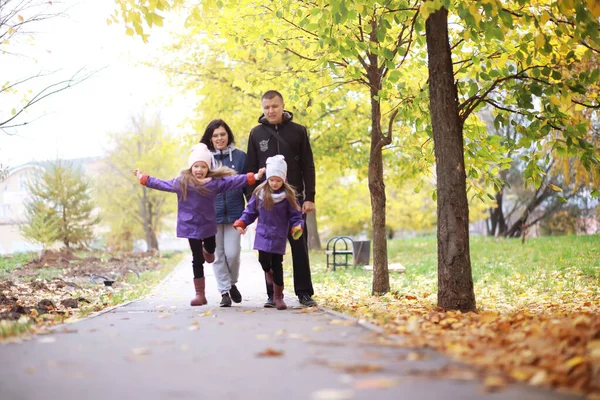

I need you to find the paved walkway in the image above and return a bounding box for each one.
[0,252,582,400]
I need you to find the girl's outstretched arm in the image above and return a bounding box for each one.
[211,168,266,194]
[133,168,178,193]
[233,195,259,233]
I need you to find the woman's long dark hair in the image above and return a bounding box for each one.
[199,119,235,151]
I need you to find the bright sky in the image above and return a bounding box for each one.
[0,0,194,168]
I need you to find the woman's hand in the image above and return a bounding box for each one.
[235,226,246,235]
[133,168,142,179]
[255,167,266,180]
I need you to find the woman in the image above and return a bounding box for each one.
[200,119,247,307]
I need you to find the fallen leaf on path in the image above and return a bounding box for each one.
[314,360,383,374]
[313,326,324,332]
[311,389,353,400]
[202,311,212,317]
[131,348,151,356]
[483,375,508,392]
[329,319,356,326]
[38,337,56,344]
[297,307,320,314]
[275,329,287,336]
[243,310,256,314]
[256,348,284,357]
[255,334,269,340]
[353,378,399,389]
[188,325,199,331]
[180,344,190,351]
[24,366,36,374]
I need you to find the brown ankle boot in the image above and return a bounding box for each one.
[190,278,207,306]
[273,283,287,310]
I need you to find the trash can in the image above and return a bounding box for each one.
[352,240,371,266]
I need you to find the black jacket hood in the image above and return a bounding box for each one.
[257,110,294,125]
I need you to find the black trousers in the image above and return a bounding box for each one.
[188,236,216,278]
[258,251,284,286]
[288,212,314,296]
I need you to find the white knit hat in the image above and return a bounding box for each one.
[266,155,287,180]
[188,143,212,169]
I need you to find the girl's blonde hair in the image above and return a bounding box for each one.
[179,164,236,200]
[252,180,301,211]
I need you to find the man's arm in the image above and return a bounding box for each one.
[301,126,316,204]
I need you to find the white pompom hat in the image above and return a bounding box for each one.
[266,155,287,180]
[188,143,213,169]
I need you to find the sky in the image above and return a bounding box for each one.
[0,0,194,169]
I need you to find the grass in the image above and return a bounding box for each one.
[0,252,36,279]
[308,234,600,312]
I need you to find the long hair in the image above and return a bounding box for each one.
[179,165,236,200]
[199,119,235,151]
[252,180,300,211]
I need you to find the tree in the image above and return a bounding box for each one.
[421,0,600,310]
[1,0,92,134]
[95,115,182,252]
[23,160,99,249]
[20,199,61,249]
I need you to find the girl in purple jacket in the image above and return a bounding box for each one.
[233,155,303,310]
[133,143,265,307]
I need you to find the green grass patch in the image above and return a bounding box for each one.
[310,234,600,311]
[0,252,36,279]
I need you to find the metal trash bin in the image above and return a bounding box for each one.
[352,240,371,266]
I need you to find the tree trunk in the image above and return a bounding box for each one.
[306,209,321,250]
[140,187,160,251]
[426,7,476,312]
[504,186,552,238]
[368,66,390,295]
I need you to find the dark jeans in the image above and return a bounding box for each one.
[288,212,314,297]
[188,236,216,278]
[258,251,284,286]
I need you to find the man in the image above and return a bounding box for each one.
[246,90,317,307]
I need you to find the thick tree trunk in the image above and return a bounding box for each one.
[426,7,476,312]
[368,78,390,295]
[306,209,321,250]
[141,187,159,251]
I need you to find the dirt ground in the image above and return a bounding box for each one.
[0,249,173,324]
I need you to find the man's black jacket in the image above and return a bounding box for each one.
[246,111,316,203]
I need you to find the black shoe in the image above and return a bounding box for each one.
[298,293,317,307]
[263,296,275,308]
[220,293,232,307]
[230,285,242,303]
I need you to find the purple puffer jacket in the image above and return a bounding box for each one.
[236,191,303,255]
[142,173,254,240]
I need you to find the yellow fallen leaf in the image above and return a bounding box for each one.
[202,311,212,317]
[313,326,324,331]
[483,375,508,392]
[564,356,587,371]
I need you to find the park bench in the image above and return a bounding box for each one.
[325,236,371,271]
